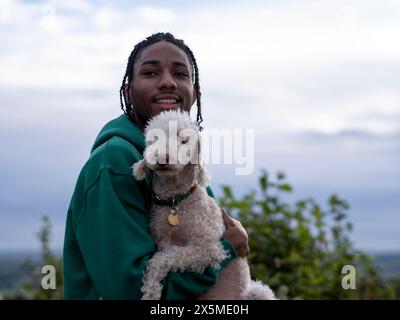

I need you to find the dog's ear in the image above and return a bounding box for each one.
[196,132,202,164]
[194,131,210,186]
[197,165,210,187]
[132,159,149,180]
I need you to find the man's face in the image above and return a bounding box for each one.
[128,41,196,130]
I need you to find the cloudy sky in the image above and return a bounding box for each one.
[0,0,399,253]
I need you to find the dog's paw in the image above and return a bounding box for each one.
[140,282,163,300]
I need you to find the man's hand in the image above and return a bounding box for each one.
[221,209,249,258]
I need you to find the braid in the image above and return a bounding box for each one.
[185,47,203,130]
[119,32,204,129]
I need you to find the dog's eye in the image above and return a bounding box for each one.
[148,136,158,145]
[181,137,189,144]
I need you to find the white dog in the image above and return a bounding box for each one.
[133,110,275,300]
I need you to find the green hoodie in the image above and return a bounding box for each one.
[63,114,237,300]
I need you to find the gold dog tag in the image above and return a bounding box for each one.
[168,208,180,226]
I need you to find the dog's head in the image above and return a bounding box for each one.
[133,110,210,186]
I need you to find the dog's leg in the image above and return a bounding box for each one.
[141,244,228,300]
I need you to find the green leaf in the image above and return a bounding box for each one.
[260,173,267,192]
[278,184,292,192]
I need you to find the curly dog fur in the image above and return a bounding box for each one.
[133,110,276,300]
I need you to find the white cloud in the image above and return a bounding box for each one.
[1,0,399,152]
[135,5,176,25]
[93,6,120,29]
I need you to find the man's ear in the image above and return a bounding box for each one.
[132,159,148,180]
[124,83,131,106]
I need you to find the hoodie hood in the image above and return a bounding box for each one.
[91,114,145,154]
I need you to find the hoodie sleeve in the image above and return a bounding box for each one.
[73,167,236,300]
[161,238,237,300]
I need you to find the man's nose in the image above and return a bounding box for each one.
[158,72,177,90]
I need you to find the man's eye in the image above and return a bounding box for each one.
[143,71,157,76]
[175,72,189,78]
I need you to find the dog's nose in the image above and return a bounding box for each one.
[157,154,169,166]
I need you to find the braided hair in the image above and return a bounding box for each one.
[119,32,203,129]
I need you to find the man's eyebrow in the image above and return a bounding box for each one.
[173,61,189,68]
[139,60,190,68]
[140,60,160,67]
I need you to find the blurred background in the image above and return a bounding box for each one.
[0,0,399,299]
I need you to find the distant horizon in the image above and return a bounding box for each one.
[1,247,399,256]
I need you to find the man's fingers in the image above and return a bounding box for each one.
[221,209,236,227]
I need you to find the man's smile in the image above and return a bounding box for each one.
[153,94,181,110]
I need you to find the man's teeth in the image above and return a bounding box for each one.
[156,99,177,104]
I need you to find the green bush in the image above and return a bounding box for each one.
[219,170,397,299]
[16,216,63,300]
[7,171,397,300]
